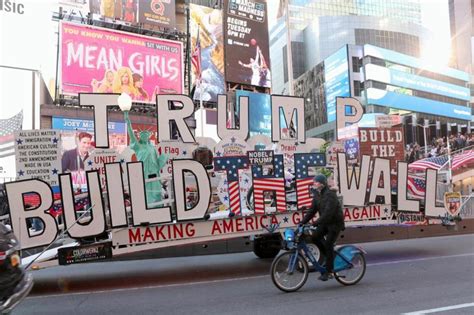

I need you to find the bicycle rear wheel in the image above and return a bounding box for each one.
[334,252,366,286]
[271,251,309,292]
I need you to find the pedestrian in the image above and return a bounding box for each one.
[299,174,345,281]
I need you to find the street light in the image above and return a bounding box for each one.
[118,93,133,112]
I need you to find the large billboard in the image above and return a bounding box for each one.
[190,4,225,103]
[324,46,350,122]
[138,0,176,28]
[224,0,271,88]
[60,22,183,102]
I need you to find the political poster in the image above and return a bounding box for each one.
[14,130,62,186]
[190,4,225,103]
[60,22,183,103]
[138,0,176,28]
[358,127,405,171]
[224,0,271,88]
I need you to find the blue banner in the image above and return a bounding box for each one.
[52,117,126,133]
[366,88,472,120]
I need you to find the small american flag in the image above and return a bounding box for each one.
[294,153,326,209]
[191,26,202,83]
[0,111,23,159]
[214,156,249,215]
[407,175,425,199]
[252,155,286,214]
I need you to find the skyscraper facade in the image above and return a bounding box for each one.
[270,0,430,95]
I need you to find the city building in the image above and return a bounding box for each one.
[270,0,432,95]
[448,0,474,131]
[294,44,471,144]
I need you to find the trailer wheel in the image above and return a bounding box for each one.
[253,234,281,259]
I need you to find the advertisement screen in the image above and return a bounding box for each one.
[224,0,271,88]
[324,46,350,122]
[60,22,183,103]
[138,0,176,27]
[366,88,472,121]
[89,0,138,23]
[364,64,470,101]
[235,91,271,137]
[190,4,225,103]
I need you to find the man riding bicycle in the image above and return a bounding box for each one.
[299,174,345,281]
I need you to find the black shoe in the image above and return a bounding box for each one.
[318,273,329,281]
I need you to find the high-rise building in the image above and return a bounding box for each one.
[294,44,471,143]
[448,0,474,131]
[270,0,430,94]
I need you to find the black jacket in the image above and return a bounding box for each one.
[301,187,345,230]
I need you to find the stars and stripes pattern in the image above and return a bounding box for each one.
[214,156,249,215]
[408,156,448,171]
[0,111,23,159]
[452,150,474,169]
[251,155,285,214]
[191,27,202,82]
[407,175,425,199]
[294,153,326,209]
[22,192,89,218]
[409,150,474,171]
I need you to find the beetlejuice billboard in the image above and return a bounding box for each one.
[4,94,451,251]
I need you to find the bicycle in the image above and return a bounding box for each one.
[270,224,367,292]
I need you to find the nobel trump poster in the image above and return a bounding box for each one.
[224,0,271,88]
[60,22,183,102]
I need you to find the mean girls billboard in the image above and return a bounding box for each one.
[60,22,183,103]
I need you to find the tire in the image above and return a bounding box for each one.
[334,252,366,286]
[253,235,281,259]
[271,251,309,292]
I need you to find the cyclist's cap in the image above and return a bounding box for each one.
[313,174,327,185]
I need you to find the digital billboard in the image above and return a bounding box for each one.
[60,22,183,102]
[363,44,469,82]
[235,91,271,137]
[138,0,176,28]
[190,4,225,103]
[324,46,350,122]
[224,0,271,88]
[364,64,470,101]
[366,88,472,120]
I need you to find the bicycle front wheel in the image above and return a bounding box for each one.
[335,252,366,286]
[271,251,309,292]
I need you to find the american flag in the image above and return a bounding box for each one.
[452,150,474,169]
[251,155,286,214]
[409,156,448,171]
[407,175,425,199]
[214,156,249,215]
[191,26,202,83]
[0,111,23,159]
[409,150,474,171]
[294,153,326,208]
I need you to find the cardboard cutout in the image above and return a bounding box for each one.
[424,168,446,217]
[368,158,392,205]
[157,95,195,143]
[338,153,370,206]
[336,97,363,141]
[271,95,305,143]
[217,94,249,140]
[397,162,420,212]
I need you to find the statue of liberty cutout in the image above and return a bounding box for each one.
[123,111,169,206]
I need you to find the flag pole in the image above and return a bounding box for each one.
[199,79,204,137]
[447,137,453,190]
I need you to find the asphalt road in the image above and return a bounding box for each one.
[15,234,474,315]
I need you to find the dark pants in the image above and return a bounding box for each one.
[312,225,341,273]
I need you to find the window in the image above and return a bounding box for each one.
[352,57,361,72]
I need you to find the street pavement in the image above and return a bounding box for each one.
[14,234,474,314]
